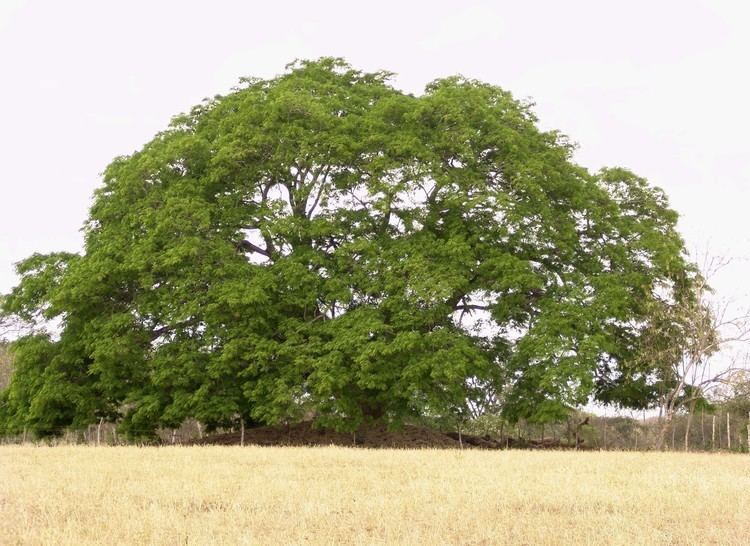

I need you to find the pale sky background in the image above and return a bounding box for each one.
[1,0,749,319]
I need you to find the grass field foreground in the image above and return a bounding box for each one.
[1,446,749,545]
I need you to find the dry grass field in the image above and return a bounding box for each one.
[1,446,749,545]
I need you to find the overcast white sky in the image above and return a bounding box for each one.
[1,0,749,311]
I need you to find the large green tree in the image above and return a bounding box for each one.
[0,58,691,437]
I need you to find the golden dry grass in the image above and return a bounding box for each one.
[1,446,749,545]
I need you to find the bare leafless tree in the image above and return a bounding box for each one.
[647,256,750,450]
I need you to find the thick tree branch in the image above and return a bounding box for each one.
[306,166,331,219]
[237,239,270,258]
[454,304,491,311]
[150,317,200,341]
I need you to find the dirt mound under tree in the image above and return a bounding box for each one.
[192,422,469,448]
[190,422,576,449]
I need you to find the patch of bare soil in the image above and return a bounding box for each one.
[191,422,508,449]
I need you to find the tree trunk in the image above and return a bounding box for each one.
[727,413,731,450]
[574,417,589,450]
[240,418,245,447]
[97,417,104,447]
[701,410,705,449]
[656,409,673,451]
[684,400,696,452]
[712,415,716,450]
[361,401,385,421]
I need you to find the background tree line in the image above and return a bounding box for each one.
[465,369,750,452]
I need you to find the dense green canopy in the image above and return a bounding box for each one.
[0,59,690,437]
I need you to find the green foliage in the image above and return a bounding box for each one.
[0,58,691,437]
